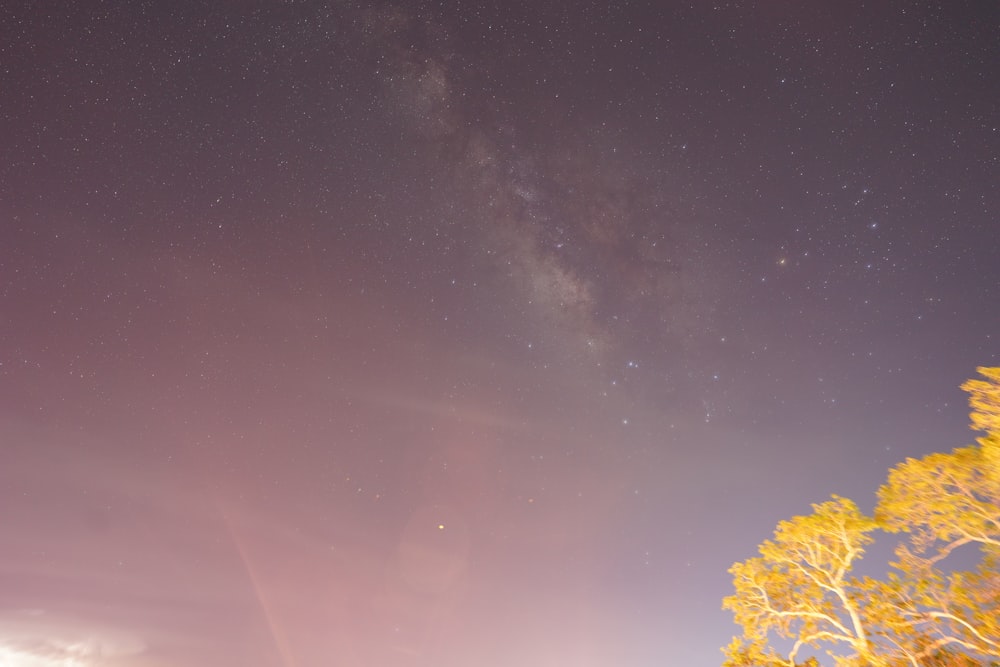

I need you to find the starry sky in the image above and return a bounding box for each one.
[1,1,998,666]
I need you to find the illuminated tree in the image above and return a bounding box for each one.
[723,368,1000,667]
[961,366,1000,483]
[962,367,1000,440]
[875,367,1000,663]
[722,496,881,667]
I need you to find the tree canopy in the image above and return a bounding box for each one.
[722,367,1000,667]
[722,496,878,667]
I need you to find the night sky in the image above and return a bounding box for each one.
[1,2,998,666]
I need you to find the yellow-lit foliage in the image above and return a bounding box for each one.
[961,367,1000,439]
[723,496,880,667]
[961,366,1000,490]
[724,368,1000,667]
[877,446,999,565]
[875,369,1000,662]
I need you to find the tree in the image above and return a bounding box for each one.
[723,368,1000,667]
[877,444,999,567]
[961,367,1000,440]
[961,367,1000,484]
[722,496,881,667]
[875,367,1000,663]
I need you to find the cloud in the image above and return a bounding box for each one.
[0,609,147,666]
